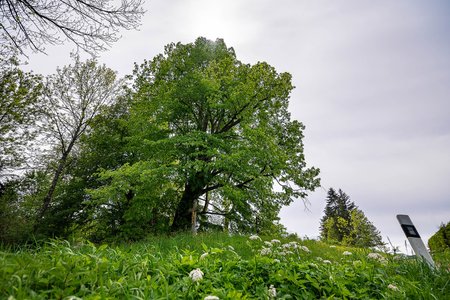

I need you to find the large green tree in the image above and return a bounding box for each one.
[92,37,320,234]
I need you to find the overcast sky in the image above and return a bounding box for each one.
[24,0,450,252]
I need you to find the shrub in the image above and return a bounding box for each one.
[428,221,450,252]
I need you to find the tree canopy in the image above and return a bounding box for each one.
[0,37,321,242]
[90,37,320,235]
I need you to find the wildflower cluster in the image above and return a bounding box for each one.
[268,284,277,298]
[189,268,204,282]
[367,252,388,264]
[247,235,315,263]
[249,235,261,241]
[388,284,400,292]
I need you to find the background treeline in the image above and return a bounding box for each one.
[1,38,321,244]
[1,38,389,248]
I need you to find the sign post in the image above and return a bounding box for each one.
[396,214,434,267]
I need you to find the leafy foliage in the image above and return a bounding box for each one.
[37,55,123,225]
[320,188,383,247]
[0,56,44,180]
[428,221,450,252]
[0,171,49,243]
[90,37,320,236]
[0,37,320,242]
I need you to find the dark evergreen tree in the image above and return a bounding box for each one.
[320,188,383,247]
[320,188,355,242]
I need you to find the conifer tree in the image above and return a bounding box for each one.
[320,188,383,247]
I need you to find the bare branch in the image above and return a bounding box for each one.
[0,0,145,57]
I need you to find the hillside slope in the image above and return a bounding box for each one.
[1,233,449,299]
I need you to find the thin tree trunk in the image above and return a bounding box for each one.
[39,153,68,219]
[202,190,209,213]
[191,199,197,235]
[37,130,79,222]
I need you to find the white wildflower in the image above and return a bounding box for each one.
[289,241,298,248]
[367,252,382,260]
[388,284,400,291]
[282,241,298,251]
[264,241,273,247]
[316,257,323,262]
[200,252,209,260]
[329,245,336,248]
[271,239,281,244]
[343,251,352,256]
[285,250,294,255]
[189,268,204,282]
[228,245,235,251]
[309,263,318,269]
[249,235,261,241]
[260,247,271,256]
[323,260,332,264]
[268,285,277,298]
[279,251,286,256]
[367,252,388,264]
[204,296,220,300]
[300,246,311,253]
[273,259,280,263]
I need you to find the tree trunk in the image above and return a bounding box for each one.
[171,170,212,232]
[37,131,81,230]
[38,152,69,219]
[38,124,80,221]
[170,184,195,232]
[171,183,198,232]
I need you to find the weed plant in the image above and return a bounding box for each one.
[1,233,449,299]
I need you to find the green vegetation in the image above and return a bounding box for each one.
[320,188,383,248]
[0,56,43,179]
[87,37,319,235]
[0,37,319,243]
[429,221,450,253]
[1,233,449,299]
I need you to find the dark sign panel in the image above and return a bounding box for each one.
[401,224,421,238]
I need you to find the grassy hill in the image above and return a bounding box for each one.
[1,233,449,299]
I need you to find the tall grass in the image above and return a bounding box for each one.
[1,233,449,299]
